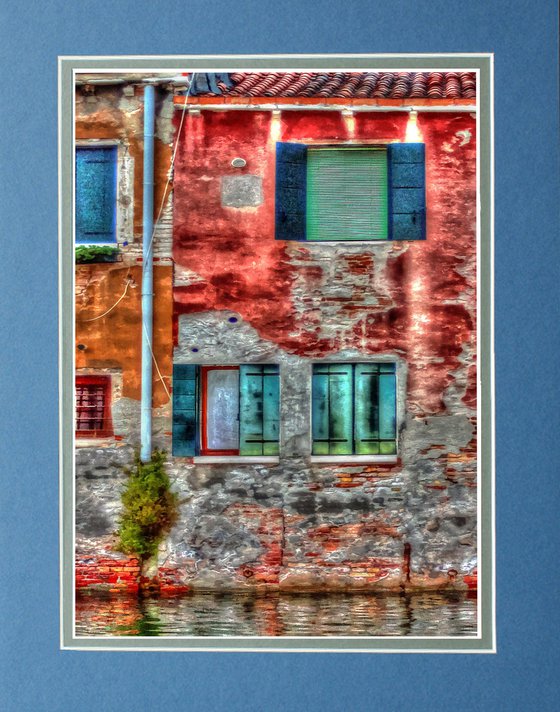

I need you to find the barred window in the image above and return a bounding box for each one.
[75,376,113,438]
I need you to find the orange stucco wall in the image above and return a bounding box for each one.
[75,264,172,405]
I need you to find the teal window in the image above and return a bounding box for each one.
[76,145,117,244]
[172,364,280,457]
[275,142,425,242]
[312,363,397,456]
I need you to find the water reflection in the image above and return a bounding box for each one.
[76,591,477,637]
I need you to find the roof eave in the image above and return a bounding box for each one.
[173,95,476,110]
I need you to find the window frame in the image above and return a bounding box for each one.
[172,363,281,461]
[200,365,241,456]
[310,361,399,460]
[75,375,113,439]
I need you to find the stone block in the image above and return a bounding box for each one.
[221,175,263,208]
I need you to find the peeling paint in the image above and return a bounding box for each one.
[75,99,477,592]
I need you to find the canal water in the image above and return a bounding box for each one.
[76,591,477,637]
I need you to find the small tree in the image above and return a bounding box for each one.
[116,451,178,592]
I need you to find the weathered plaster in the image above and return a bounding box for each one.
[75,103,477,593]
[75,264,173,405]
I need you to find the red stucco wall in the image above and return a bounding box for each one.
[172,108,476,417]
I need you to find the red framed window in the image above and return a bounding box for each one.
[200,366,240,456]
[75,375,113,438]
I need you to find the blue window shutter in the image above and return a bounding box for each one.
[388,143,426,240]
[312,364,353,455]
[239,365,279,456]
[172,364,198,456]
[378,364,397,454]
[312,366,330,455]
[76,146,117,243]
[261,365,280,455]
[328,364,354,455]
[275,142,307,241]
[354,363,380,455]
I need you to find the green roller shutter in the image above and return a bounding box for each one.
[172,364,199,456]
[306,148,388,241]
[76,146,117,243]
[239,365,280,456]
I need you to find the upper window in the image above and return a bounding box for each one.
[312,363,397,456]
[172,364,280,457]
[75,375,113,438]
[75,145,118,244]
[275,142,425,242]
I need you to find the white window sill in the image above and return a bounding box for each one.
[193,456,280,464]
[75,438,116,448]
[302,240,390,244]
[310,455,398,464]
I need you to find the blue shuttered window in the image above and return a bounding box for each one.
[172,364,280,457]
[275,142,425,241]
[312,363,397,455]
[76,146,117,244]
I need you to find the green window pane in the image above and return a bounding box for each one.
[380,441,397,455]
[306,148,388,241]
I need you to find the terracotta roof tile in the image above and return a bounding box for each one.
[189,72,477,99]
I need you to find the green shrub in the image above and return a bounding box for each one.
[75,245,119,263]
[116,451,178,563]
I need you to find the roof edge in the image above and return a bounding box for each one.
[173,96,477,109]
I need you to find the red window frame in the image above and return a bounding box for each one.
[75,375,113,438]
[200,366,239,456]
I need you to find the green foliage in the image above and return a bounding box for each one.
[116,451,178,562]
[75,245,119,263]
